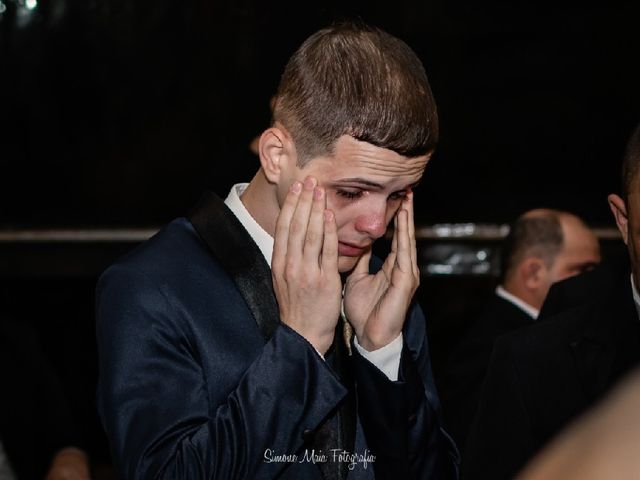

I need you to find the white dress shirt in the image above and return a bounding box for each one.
[495,285,539,320]
[631,275,640,321]
[224,183,402,381]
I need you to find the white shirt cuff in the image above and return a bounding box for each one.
[353,333,403,381]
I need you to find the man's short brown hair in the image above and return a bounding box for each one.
[273,21,438,165]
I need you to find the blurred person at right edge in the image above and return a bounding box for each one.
[462,122,640,479]
[517,366,640,480]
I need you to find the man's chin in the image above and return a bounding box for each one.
[338,255,361,274]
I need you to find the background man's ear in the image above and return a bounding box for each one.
[608,194,629,245]
[258,126,296,184]
[521,257,545,290]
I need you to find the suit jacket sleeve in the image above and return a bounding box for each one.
[462,334,534,480]
[96,265,347,479]
[352,302,460,479]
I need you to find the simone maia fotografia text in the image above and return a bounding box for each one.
[263,448,376,470]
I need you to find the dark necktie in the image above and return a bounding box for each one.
[307,321,357,480]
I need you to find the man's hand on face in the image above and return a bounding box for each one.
[343,191,420,351]
[272,176,342,355]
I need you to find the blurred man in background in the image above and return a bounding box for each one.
[438,209,600,449]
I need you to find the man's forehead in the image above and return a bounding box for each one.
[319,162,426,188]
[313,138,430,177]
[334,135,428,158]
[328,174,422,190]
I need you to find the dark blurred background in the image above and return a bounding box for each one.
[1,0,639,476]
[3,0,640,226]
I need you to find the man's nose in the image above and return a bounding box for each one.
[354,203,389,239]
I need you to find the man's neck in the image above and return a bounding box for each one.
[240,171,280,238]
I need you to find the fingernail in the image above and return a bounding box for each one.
[291,182,302,194]
[324,210,334,222]
[314,187,324,200]
[304,176,316,190]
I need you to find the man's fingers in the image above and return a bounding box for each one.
[321,209,339,272]
[381,249,397,281]
[405,192,419,277]
[396,208,412,272]
[273,181,302,272]
[353,245,373,276]
[287,176,317,263]
[304,186,326,264]
[380,213,399,280]
[391,211,398,255]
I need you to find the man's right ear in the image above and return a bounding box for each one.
[608,193,629,245]
[258,126,295,184]
[521,257,545,291]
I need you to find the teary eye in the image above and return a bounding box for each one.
[336,189,364,200]
[388,190,408,201]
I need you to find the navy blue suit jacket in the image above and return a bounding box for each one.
[96,192,458,479]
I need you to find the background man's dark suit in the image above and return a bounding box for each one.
[462,261,640,479]
[96,193,458,479]
[438,293,533,449]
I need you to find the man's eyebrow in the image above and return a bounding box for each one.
[332,178,421,190]
[332,178,385,189]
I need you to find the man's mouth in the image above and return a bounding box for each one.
[338,241,369,257]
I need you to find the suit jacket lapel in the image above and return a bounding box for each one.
[189,190,357,480]
[188,190,280,341]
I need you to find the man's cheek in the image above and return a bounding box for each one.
[385,209,399,227]
[331,211,348,233]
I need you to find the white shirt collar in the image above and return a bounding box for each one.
[224,183,274,266]
[495,285,539,320]
[631,274,640,321]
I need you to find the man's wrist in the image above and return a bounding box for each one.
[353,333,403,381]
[356,330,403,351]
